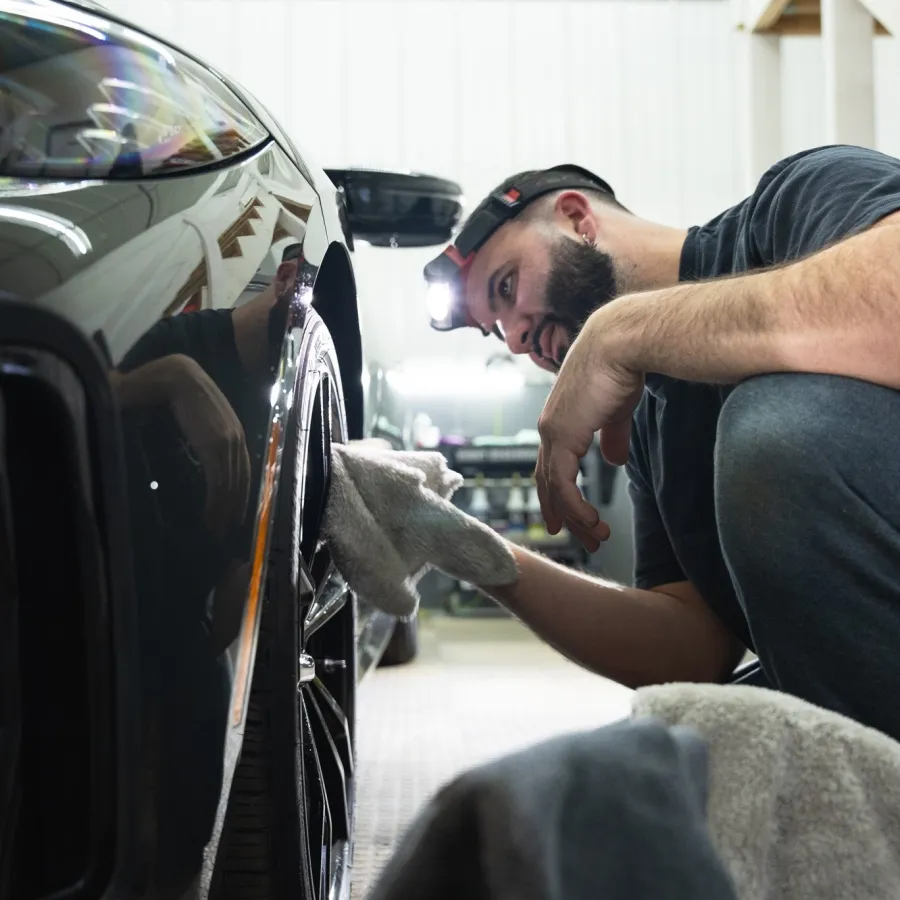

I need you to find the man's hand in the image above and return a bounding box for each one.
[536,313,644,550]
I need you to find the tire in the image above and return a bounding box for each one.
[210,308,356,900]
[378,615,418,667]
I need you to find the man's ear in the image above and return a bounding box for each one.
[554,190,597,243]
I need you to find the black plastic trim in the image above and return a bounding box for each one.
[0,391,20,900]
[0,302,145,899]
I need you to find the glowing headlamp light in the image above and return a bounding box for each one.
[423,245,471,332]
[425,281,455,326]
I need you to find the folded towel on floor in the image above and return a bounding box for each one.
[365,717,739,900]
[632,683,900,900]
[321,441,518,617]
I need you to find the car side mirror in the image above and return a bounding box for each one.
[324,168,464,248]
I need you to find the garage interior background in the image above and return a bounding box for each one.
[105,0,900,587]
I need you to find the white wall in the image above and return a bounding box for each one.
[782,35,900,159]
[105,0,899,370]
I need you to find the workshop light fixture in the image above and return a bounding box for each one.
[386,360,525,399]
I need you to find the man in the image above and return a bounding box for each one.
[423,145,900,741]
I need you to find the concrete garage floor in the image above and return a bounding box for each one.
[349,613,634,898]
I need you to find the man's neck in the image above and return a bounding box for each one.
[614,220,688,295]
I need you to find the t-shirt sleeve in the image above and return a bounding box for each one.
[626,429,686,591]
[748,145,900,265]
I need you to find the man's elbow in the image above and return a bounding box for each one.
[651,582,746,685]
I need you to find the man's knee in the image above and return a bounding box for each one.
[714,372,900,568]
[716,374,835,522]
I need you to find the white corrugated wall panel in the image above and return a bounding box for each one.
[782,35,900,159]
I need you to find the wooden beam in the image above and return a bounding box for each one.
[822,0,876,147]
[736,0,793,31]
[757,14,889,34]
[743,0,890,33]
[856,0,898,35]
[764,12,822,32]
[787,0,820,13]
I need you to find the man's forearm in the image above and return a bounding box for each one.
[596,215,900,391]
[484,545,743,689]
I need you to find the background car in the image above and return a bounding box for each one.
[0,2,462,899]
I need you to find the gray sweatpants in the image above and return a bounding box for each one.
[716,373,900,740]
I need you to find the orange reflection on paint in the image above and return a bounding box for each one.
[231,417,282,727]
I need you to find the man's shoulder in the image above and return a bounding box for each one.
[699,145,897,229]
[757,144,899,190]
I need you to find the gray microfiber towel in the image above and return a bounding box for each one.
[365,717,739,900]
[632,683,900,900]
[321,442,518,617]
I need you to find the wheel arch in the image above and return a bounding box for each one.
[312,242,364,441]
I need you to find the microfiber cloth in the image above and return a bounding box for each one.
[365,717,739,900]
[632,683,900,900]
[321,441,518,617]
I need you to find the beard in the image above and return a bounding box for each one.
[532,236,620,369]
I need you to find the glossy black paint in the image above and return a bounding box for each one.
[0,2,401,898]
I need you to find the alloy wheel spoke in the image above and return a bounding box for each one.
[311,678,353,783]
[304,567,349,639]
[304,682,350,838]
[300,693,332,900]
[298,553,315,598]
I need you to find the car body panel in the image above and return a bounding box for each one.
[0,2,398,896]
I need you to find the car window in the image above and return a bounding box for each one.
[0,2,269,179]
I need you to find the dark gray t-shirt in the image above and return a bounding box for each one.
[626,144,900,648]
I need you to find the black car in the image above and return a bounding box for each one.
[0,2,463,898]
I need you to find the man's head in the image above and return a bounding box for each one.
[424,167,639,372]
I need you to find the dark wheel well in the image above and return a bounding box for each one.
[312,243,364,441]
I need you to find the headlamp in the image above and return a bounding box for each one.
[423,164,617,336]
[422,244,472,332]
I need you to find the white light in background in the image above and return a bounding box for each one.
[386,360,525,398]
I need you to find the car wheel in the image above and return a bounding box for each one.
[378,615,419,667]
[211,308,355,900]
